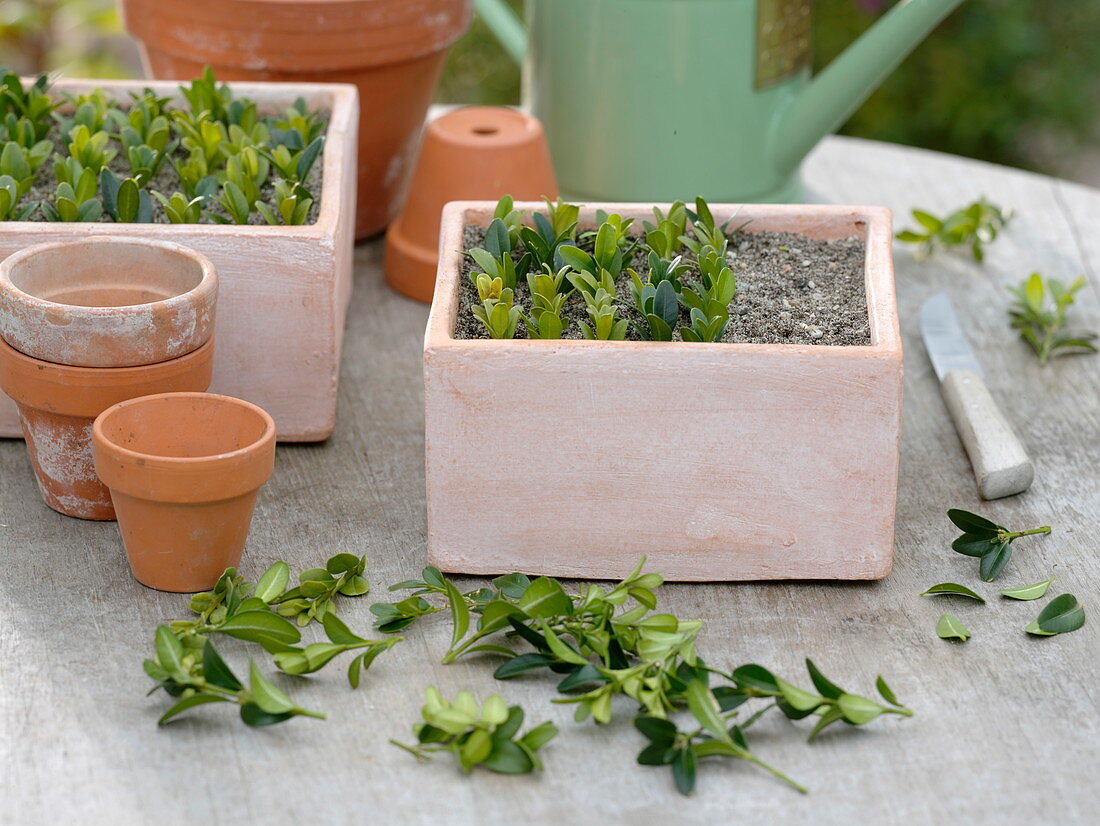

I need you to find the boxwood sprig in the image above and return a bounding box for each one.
[378,560,913,796]
[948,508,1051,581]
[391,687,558,775]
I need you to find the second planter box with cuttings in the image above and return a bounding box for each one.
[424,201,903,581]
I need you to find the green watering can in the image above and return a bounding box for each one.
[474,0,966,203]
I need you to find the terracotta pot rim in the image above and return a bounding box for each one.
[94,392,276,470]
[0,335,215,385]
[1,235,217,313]
[121,0,471,71]
[0,336,216,418]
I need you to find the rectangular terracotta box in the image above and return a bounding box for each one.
[424,201,903,581]
[0,77,358,442]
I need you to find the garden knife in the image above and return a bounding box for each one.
[919,291,1034,500]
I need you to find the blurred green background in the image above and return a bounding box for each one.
[4,0,1098,185]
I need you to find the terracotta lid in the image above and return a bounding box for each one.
[385,107,558,303]
[119,0,473,72]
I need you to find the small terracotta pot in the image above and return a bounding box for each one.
[118,0,473,239]
[0,338,215,520]
[385,107,558,303]
[93,392,277,592]
[0,237,217,367]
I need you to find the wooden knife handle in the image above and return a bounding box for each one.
[940,369,1034,499]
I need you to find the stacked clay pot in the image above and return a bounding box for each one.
[0,237,217,520]
[118,0,473,239]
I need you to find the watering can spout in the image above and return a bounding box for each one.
[773,0,966,176]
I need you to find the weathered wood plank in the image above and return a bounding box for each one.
[1,136,1098,825]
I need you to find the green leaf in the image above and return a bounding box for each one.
[685,681,733,744]
[254,561,290,603]
[444,578,470,648]
[216,610,301,646]
[538,622,588,666]
[635,715,678,747]
[248,660,295,714]
[519,720,558,752]
[920,582,986,602]
[1030,593,1086,635]
[322,610,365,645]
[952,534,997,557]
[979,542,1012,581]
[338,574,370,597]
[805,658,843,699]
[712,686,749,712]
[326,553,361,574]
[836,693,883,725]
[1000,577,1055,601]
[936,613,971,642]
[158,694,228,725]
[239,703,294,727]
[518,576,573,618]
[493,572,531,599]
[672,748,696,795]
[777,679,823,713]
[116,177,139,222]
[154,626,185,676]
[876,676,902,707]
[807,706,844,742]
[731,663,778,693]
[201,642,242,691]
[494,652,556,679]
[947,509,1001,536]
[481,740,535,774]
[911,209,943,232]
[485,218,511,259]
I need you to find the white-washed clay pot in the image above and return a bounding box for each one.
[424,201,903,581]
[0,237,217,367]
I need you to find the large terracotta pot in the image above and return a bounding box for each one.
[93,392,277,592]
[118,0,473,239]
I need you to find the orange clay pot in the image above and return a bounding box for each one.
[0,338,214,520]
[385,107,558,303]
[0,237,217,368]
[92,392,276,592]
[118,0,473,240]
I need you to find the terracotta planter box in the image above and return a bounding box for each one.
[0,78,358,442]
[424,201,903,581]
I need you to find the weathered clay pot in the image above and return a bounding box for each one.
[0,237,217,367]
[92,392,277,592]
[386,107,558,303]
[0,338,215,520]
[118,0,473,239]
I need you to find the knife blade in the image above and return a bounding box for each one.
[919,291,1034,500]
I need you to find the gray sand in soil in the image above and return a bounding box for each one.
[22,107,328,226]
[454,224,870,346]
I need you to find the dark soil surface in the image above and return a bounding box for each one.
[454,224,871,345]
[21,107,327,225]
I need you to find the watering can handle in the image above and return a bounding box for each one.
[475,0,527,64]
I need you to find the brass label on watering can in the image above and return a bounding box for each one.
[755,0,813,89]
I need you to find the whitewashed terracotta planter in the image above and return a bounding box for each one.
[0,78,358,441]
[424,201,903,581]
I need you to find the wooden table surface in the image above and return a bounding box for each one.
[2,135,1098,825]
